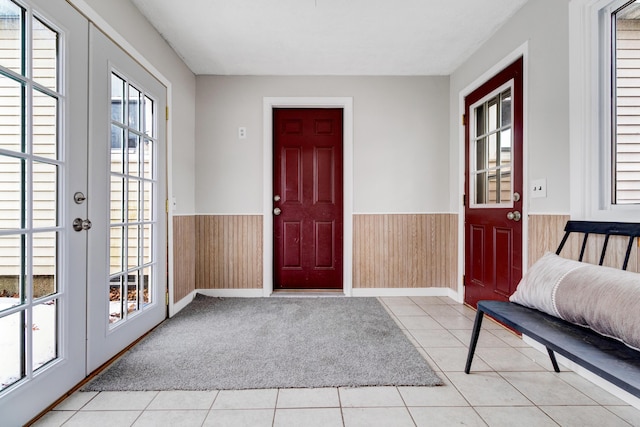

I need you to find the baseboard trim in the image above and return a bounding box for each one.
[197,289,264,298]
[171,290,196,316]
[351,287,453,297]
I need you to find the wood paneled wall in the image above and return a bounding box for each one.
[195,215,263,289]
[352,214,458,289]
[528,214,639,272]
[174,213,639,300]
[172,216,196,302]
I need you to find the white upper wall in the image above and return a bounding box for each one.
[449,0,571,214]
[194,76,450,214]
[70,0,197,214]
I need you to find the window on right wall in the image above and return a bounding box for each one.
[612,1,640,205]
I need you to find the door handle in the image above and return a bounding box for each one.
[506,211,521,222]
[73,218,92,231]
[273,207,282,216]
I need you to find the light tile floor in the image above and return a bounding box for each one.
[32,296,640,426]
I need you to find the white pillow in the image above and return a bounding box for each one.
[509,252,587,317]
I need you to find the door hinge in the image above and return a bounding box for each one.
[463,275,466,285]
[165,199,169,213]
[165,106,169,121]
[462,113,466,126]
[165,292,169,305]
[463,194,466,207]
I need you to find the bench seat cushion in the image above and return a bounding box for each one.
[510,252,640,350]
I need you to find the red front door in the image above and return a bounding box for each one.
[464,58,524,307]
[273,108,343,290]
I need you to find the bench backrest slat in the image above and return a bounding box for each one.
[556,221,640,271]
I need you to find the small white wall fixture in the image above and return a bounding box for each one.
[263,97,354,296]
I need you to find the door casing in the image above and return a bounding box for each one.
[263,98,353,296]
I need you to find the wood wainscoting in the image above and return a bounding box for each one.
[352,214,458,290]
[173,215,196,302]
[528,214,639,272]
[195,215,263,289]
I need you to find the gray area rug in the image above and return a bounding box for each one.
[84,295,442,391]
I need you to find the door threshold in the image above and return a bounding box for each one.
[272,289,345,297]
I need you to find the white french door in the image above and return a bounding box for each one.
[0,3,167,424]
[86,25,167,373]
[0,0,88,424]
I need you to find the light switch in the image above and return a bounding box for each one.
[531,179,547,199]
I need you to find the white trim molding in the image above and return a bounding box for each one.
[262,97,354,297]
[197,289,265,298]
[351,287,457,299]
[569,0,640,221]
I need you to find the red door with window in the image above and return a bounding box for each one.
[464,58,524,307]
[273,108,343,290]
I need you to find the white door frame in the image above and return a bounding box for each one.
[263,97,354,296]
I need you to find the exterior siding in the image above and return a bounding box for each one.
[616,20,640,204]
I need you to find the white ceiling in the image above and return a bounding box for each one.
[130,0,528,76]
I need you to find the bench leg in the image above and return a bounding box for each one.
[465,309,485,374]
[547,348,560,373]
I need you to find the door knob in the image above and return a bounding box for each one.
[73,218,92,231]
[274,194,281,202]
[273,207,282,216]
[506,211,521,222]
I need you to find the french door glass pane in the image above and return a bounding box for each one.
[0,0,24,75]
[32,17,57,92]
[143,139,153,180]
[108,72,156,328]
[128,179,139,221]
[0,311,23,388]
[111,74,125,123]
[0,234,22,307]
[32,89,57,160]
[144,96,153,137]
[110,176,123,223]
[142,223,152,264]
[32,161,57,228]
[0,75,24,153]
[142,266,151,304]
[142,181,152,221]
[0,154,23,230]
[32,299,57,372]
[128,85,140,130]
[109,276,122,325]
[33,231,56,299]
[127,133,140,177]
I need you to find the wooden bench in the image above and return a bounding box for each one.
[464,220,640,398]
